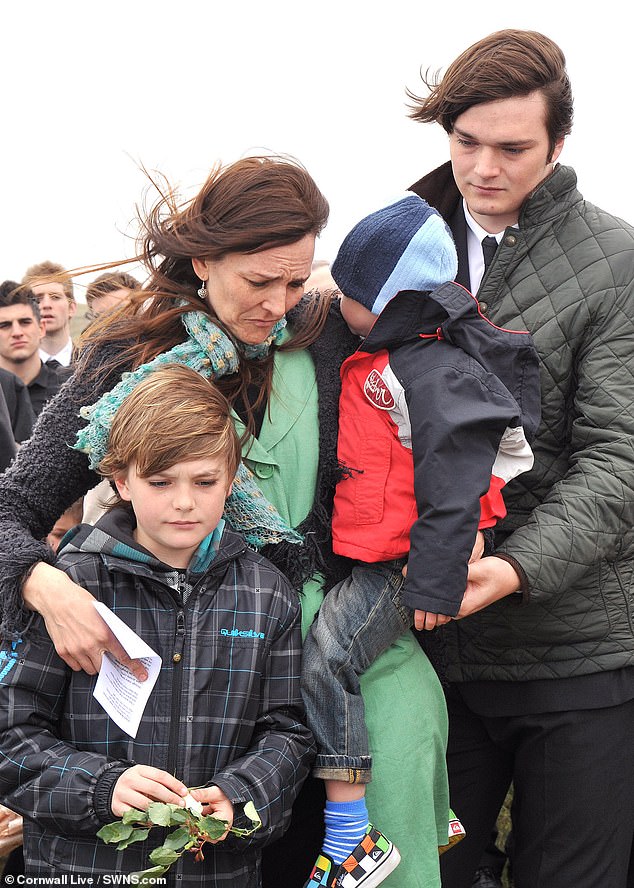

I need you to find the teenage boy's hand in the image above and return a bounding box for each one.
[455,555,521,619]
[469,530,485,562]
[111,766,188,817]
[190,786,234,841]
[22,561,148,680]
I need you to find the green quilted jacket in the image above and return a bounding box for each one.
[412,162,634,681]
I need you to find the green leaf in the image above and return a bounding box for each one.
[129,865,169,884]
[116,828,151,850]
[198,813,229,840]
[169,807,189,823]
[163,827,191,851]
[148,845,180,866]
[146,802,174,826]
[122,808,149,825]
[96,822,134,844]
[243,801,262,828]
[97,790,260,880]
[230,801,262,837]
[231,823,259,837]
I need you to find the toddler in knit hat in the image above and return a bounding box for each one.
[300,194,539,888]
[331,192,458,332]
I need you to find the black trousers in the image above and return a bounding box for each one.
[440,687,634,888]
[478,826,508,878]
[261,775,326,888]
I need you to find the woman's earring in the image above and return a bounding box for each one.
[197,280,208,301]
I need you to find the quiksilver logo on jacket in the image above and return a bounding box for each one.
[220,628,265,639]
[0,639,23,682]
[363,369,395,410]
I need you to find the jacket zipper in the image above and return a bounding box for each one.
[167,603,186,777]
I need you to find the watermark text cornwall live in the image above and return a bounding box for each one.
[2,875,166,886]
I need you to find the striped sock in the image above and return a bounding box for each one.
[322,798,370,865]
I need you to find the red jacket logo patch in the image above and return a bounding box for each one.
[363,369,395,410]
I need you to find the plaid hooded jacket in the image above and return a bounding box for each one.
[0,507,314,886]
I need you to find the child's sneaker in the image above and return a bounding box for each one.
[303,825,401,887]
[438,811,466,855]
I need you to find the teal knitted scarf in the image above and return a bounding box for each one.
[74,309,303,550]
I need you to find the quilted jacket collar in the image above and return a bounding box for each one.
[409,161,581,232]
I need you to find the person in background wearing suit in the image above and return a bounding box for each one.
[21,261,76,367]
[0,282,72,416]
[0,367,34,447]
[0,386,17,473]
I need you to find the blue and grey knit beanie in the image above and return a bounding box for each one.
[331,194,458,315]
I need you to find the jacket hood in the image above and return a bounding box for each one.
[361,282,542,442]
[57,507,245,580]
[409,160,580,230]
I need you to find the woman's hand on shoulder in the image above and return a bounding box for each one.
[22,562,148,680]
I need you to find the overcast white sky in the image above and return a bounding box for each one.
[2,2,631,301]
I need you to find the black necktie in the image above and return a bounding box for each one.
[481,236,498,273]
[45,358,61,369]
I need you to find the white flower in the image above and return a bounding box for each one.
[183,793,204,815]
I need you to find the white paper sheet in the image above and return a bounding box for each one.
[93,601,162,738]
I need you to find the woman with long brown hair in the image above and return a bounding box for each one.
[0,155,448,887]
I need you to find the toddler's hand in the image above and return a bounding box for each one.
[414,609,452,630]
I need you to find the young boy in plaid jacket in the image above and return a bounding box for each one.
[0,365,313,886]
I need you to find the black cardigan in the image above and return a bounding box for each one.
[0,297,357,636]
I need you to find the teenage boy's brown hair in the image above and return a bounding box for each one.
[408,28,574,159]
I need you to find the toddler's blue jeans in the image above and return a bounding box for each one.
[301,559,411,784]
